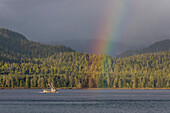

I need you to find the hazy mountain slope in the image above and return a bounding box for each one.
[47,39,142,57]
[118,39,170,57]
[0,28,74,60]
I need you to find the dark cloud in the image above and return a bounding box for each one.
[0,0,170,46]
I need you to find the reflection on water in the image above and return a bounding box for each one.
[0,89,170,113]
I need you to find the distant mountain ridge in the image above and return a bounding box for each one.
[1,27,169,60]
[118,39,170,57]
[0,28,74,60]
[46,39,143,57]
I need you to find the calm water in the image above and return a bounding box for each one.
[0,89,170,113]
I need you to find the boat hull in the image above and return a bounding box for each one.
[43,90,58,93]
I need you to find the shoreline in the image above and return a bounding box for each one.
[0,87,170,90]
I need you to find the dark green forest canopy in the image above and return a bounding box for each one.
[0,51,169,88]
[0,28,169,88]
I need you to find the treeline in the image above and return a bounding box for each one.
[0,51,169,88]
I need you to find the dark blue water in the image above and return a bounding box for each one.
[0,89,170,113]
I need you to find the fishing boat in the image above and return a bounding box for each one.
[43,83,58,93]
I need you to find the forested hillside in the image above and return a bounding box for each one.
[0,51,169,88]
[0,28,169,88]
[118,39,170,57]
[0,28,74,61]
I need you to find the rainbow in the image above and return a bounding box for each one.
[93,0,131,56]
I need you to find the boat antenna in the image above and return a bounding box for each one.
[51,82,54,88]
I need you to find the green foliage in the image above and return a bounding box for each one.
[0,51,169,88]
[0,28,169,88]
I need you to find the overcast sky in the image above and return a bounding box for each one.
[0,0,170,46]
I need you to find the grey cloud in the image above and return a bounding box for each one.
[0,0,170,46]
